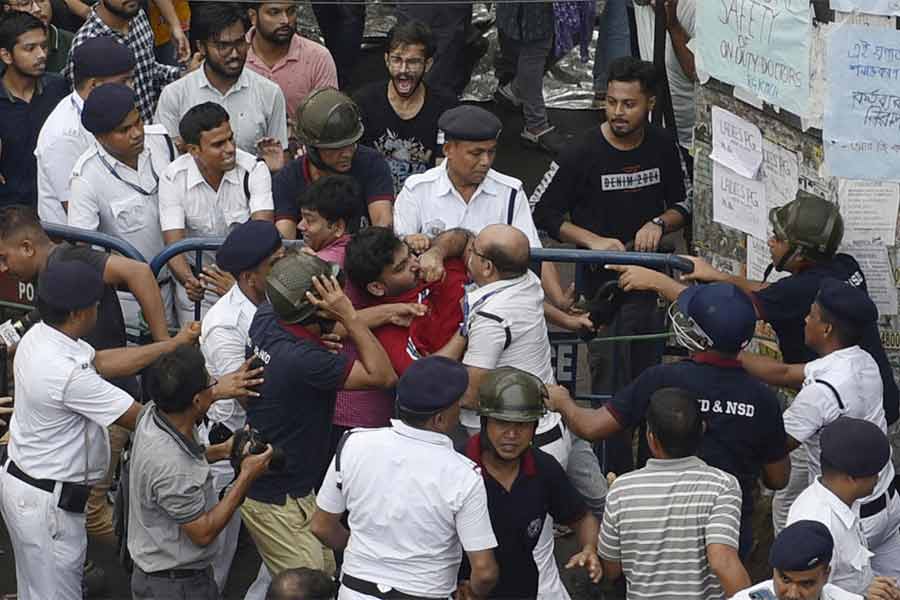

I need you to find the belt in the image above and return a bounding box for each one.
[534,423,563,448]
[861,481,898,519]
[340,574,443,600]
[141,566,209,580]
[6,459,55,493]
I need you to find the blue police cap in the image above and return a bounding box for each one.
[37,260,104,310]
[769,520,834,572]
[81,83,137,135]
[438,105,502,142]
[72,37,135,81]
[676,283,756,352]
[821,416,890,477]
[817,278,878,324]
[216,221,282,275]
[396,356,469,414]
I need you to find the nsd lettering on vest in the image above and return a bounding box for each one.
[699,398,756,417]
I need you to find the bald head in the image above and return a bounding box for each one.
[266,568,335,600]
[478,224,530,279]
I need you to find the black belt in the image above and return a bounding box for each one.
[140,566,210,580]
[861,481,898,519]
[534,423,563,448]
[341,574,443,600]
[6,459,56,493]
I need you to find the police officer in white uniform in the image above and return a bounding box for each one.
[68,83,176,331]
[743,279,900,578]
[35,37,135,224]
[159,101,275,326]
[199,220,284,597]
[787,417,900,599]
[731,520,862,600]
[0,260,197,600]
[312,356,499,599]
[393,105,540,248]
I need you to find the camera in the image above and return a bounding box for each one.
[242,428,286,472]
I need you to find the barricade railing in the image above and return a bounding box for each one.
[43,223,147,263]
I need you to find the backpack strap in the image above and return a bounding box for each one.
[814,379,845,410]
[244,157,266,200]
[334,429,357,490]
[506,187,517,226]
[163,134,175,162]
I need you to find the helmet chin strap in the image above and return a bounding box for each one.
[306,146,342,176]
[770,244,799,279]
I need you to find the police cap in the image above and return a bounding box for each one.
[769,520,834,572]
[81,83,137,135]
[397,356,468,414]
[816,278,878,325]
[216,221,282,275]
[37,260,104,310]
[820,416,890,477]
[72,37,135,81]
[438,105,502,142]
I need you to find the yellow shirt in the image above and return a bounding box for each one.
[148,0,190,46]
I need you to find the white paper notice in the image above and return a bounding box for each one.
[762,140,801,212]
[713,162,767,240]
[746,236,789,283]
[710,106,764,178]
[838,179,900,244]
[842,243,898,316]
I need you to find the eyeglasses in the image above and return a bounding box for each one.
[387,55,426,70]
[208,38,249,54]
[201,378,218,394]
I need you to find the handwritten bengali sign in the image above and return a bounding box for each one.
[713,162,768,240]
[710,107,763,178]
[697,0,811,116]
[825,25,900,181]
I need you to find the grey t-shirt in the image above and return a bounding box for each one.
[127,403,219,572]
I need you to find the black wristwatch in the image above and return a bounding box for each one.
[650,216,666,233]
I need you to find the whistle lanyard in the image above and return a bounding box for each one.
[98,150,159,196]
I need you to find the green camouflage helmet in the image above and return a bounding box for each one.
[265,248,341,324]
[477,367,548,423]
[293,87,364,149]
[769,192,844,260]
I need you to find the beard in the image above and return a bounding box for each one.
[205,53,244,79]
[390,72,423,98]
[103,0,139,19]
[258,23,294,46]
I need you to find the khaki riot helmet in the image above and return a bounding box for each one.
[293,87,364,149]
[769,192,844,269]
[265,247,341,324]
[477,367,548,423]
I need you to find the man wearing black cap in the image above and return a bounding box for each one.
[0,259,198,599]
[732,520,862,600]
[69,82,177,330]
[241,250,396,579]
[199,220,284,594]
[788,417,900,598]
[545,282,790,559]
[742,279,900,579]
[35,36,135,225]
[0,12,68,209]
[312,356,499,599]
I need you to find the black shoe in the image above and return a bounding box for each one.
[82,560,107,599]
[520,126,566,155]
[493,83,522,112]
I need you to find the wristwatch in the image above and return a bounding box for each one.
[650,216,666,233]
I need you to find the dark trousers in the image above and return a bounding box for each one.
[131,566,218,600]
[312,2,366,89]
[396,2,473,97]
[589,290,665,475]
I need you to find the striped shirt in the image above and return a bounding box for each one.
[599,456,742,600]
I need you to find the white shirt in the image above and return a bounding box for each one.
[68,124,173,265]
[200,284,257,433]
[785,345,895,504]
[394,161,543,247]
[461,270,560,433]
[317,420,497,597]
[633,0,696,150]
[730,579,861,600]
[35,91,94,224]
[8,322,134,483]
[159,149,273,269]
[788,479,874,595]
[154,65,288,155]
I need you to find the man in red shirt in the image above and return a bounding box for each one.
[344,226,469,375]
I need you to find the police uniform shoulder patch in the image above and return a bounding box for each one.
[70,145,101,176]
[402,165,441,190]
[486,169,523,191]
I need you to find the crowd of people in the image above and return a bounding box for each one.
[0,0,899,599]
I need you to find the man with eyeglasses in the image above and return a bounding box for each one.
[154,2,288,158]
[353,20,456,194]
[67,82,177,330]
[1,0,73,72]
